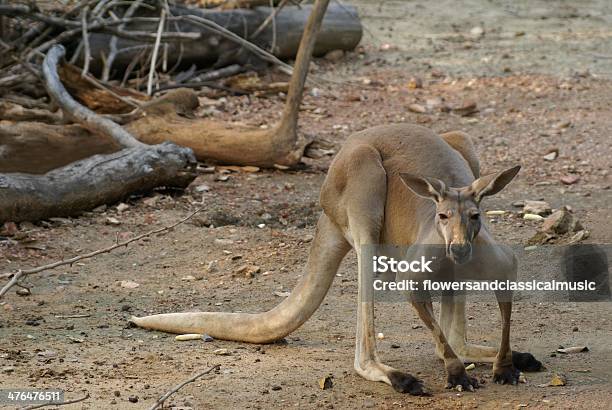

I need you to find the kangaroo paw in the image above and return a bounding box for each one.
[512,351,543,372]
[493,365,520,385]
[445,371,479,392]
[388,370,429,396]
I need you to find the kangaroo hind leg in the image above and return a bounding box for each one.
[339,144,426,395]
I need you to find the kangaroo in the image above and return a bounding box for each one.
[131,123,542,395]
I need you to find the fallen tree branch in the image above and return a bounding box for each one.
[43,44,144,148]
[148,365,220,410]
[21,392,89,410]
[0,208,203,298]
[127,0,331,167]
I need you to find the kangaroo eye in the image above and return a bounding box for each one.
[438,213,449,220]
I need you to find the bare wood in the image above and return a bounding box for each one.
[84,4,362,75]
[0,208,203,298]
[127,0,331,167]
[250,0,289,40]
[102,0,144,81]
[80,6,91,77]
[148,365,220,410]
[43,44,144,148]
[147,8,166,96]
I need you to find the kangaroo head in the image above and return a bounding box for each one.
[400,165,520,264]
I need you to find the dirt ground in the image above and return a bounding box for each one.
[1,1,612,409]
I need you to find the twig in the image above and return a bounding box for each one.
[21,393,89,410]
[250,0,288,41]
[0,208,203,298]
[54,314,91,319]
[80,6,91,77]
[148,365,220,410]
[147,8,166,96]
[103,0,144,81]
[180,14,294,75]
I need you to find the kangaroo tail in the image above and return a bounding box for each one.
[130,214,350,343]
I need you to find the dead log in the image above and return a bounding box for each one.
[0,143,195,223]
[126,0,331,167]
[86,3,362,75]
[0,45,196,223]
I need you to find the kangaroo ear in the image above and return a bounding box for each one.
[400,173,446,202]
[470,165,521,202]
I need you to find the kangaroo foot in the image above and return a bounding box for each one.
[388,370,429,395]
[445,361,479,391]
[493,364,520,385]
[512,351,543,372]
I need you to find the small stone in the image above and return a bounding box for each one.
[549,373,567,386]
[214,348,231,356]
[541,207,573,234]
[391,344,400,349]
[543,149,558,161]
[470,26,485,38]
[560,175,580,185]
[128,396,138,403]
[553,120,571,130]
[175,334,203,341]
[569,230,589,243]
[214,238,234,246]
[523,214,544,221]
[116,203,129,213]
[452,101,478,116]
[16,288,31,296]
[143,196,159,207]
[407,77,423,89]
[105,217,121,226]
[407,103,427,113]
[271,385,282,391]
[2,366,15,374]
[465,363,476,370]
[376,332,384,340]
[523,200,552,216]
[120,280,140,289]
[195,184,210,192]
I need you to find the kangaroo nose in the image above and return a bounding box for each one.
[450,242,472,262]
